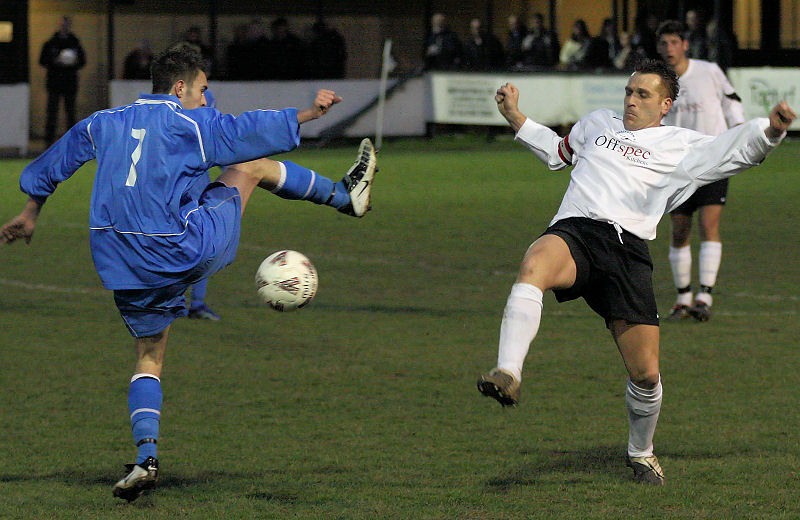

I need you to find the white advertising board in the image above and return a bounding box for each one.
[727,67,800,130]
[430,72,631,126]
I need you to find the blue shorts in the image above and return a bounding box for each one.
[113,182,241,337]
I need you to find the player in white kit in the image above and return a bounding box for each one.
[657,20,746,322]
[476,59,794,485]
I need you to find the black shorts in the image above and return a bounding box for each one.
[670,179,729,216]
[543,217,659,327]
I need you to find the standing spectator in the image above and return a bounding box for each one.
[706,18,738,72]
[505,15,528,68]
[558,19,590,70]
[521,13,559,68]
[183,26,214,75]
[307,18,347,79]
[613,31,645,71]
[269,17,306,79]
[632,13,659,59]
[39,16,86,146]
[424,13,462,71]
[685,10,708,59]
[462,18,504,71]
[601,18,622,63]
[123,40,154,80]
[225,24,251,80]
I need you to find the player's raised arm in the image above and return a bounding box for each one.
[495,82,527,132]
[297,89,343,124]
[765,101,796,139]
[498,82,579,171]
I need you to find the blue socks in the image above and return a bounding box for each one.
[190,278,208,309]
[273,161,350,209]
[128,374,162,464]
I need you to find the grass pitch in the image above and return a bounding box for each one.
[0,136,798,519]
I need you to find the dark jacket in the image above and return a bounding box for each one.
[39,32,86,91]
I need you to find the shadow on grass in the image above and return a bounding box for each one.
[484,444,755,491]
[0,469,298,503]
[484,445,627,491]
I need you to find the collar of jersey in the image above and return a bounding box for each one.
[135,94,182,110]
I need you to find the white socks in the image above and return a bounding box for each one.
[670,241,722,306]
[626,377,662,457]
[497,283,543,383]
[668,245,693,305]
[697,241,722,306]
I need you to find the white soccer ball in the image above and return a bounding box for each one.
[255,250,318,312]
[57,48,78,66]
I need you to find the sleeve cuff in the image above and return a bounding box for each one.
[756,117,785,145]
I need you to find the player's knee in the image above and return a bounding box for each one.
[630,370,659,389]
[516,255,551,287]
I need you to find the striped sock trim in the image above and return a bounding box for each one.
[301,170,317,200]
[131,373,160,383]
[130,407,162,420]
[270,162,288,193]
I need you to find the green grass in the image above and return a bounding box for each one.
[1,136,799,519]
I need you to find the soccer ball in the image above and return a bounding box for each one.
[255,250,318,312]
[57,49,78,66]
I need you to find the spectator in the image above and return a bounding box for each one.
[505,15,528,68]
[462,18,504,71]
[685,10,709,59]
[225,24,251,80]
[706,18,737,72]
[39,16,86,146]
[423,13,462,71]
[183,26,214,75]
[307,18,347,79]
[558,19,590,70]
[521,13,559,68]
[613,31,646,71]
[632,13,659,59]
[601,18,621,63]
[123,40,153,80]
[269,17,306,79]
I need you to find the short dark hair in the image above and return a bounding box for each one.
[150,45,207,94]
[656,20,686,40]
[634,58,680,101]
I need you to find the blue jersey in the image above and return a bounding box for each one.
[20,93,300,289]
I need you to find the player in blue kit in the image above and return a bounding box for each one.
[0,46,377,501]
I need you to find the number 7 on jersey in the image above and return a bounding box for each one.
[126,128,146,187]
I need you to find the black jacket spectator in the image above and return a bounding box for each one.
[462,19,504,71]
[39,17,86,144]
[424,13,462,71]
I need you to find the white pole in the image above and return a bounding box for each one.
[376,39,393,150]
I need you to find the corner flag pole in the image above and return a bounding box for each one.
[375,39,393,150]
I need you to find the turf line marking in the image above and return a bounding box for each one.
[0,278,103,295]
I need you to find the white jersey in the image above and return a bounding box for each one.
[663,59,745,135]
[515,109,781,240]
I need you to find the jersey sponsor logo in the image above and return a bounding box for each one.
[593,135,651,164]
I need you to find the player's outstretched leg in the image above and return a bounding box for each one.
[477,283,544,407]
[225,138,377,217]
[337,138,377,217]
